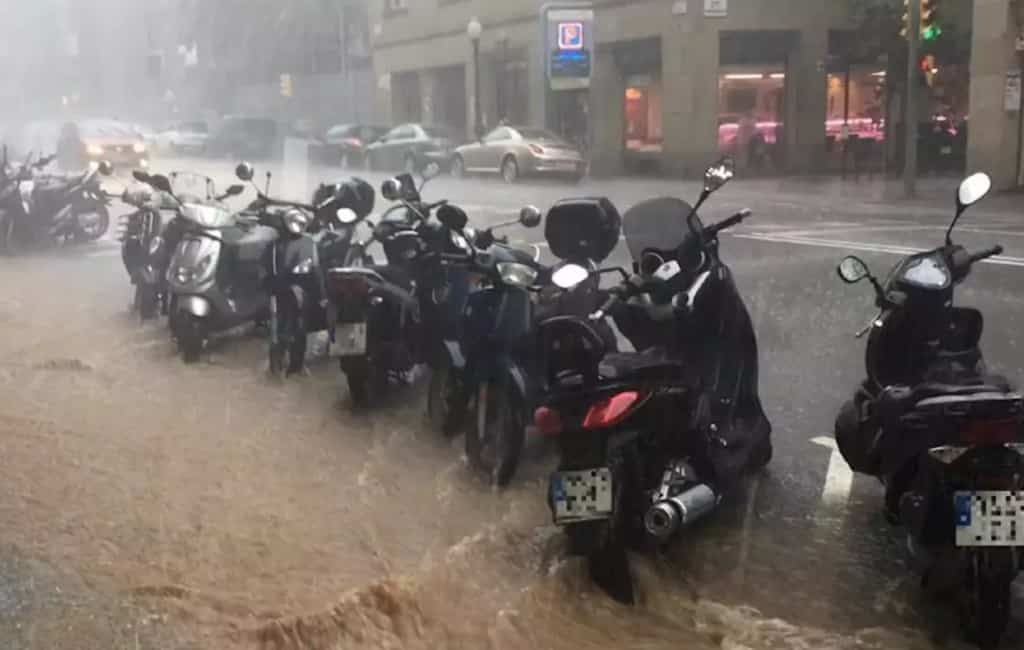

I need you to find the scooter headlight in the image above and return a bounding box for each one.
[292,258,314,274]
[284,208,310,235]
[194,253,214,279]
[496,262,538,288]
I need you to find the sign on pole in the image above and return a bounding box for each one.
[704,0,727,17]
[544,6,594,91]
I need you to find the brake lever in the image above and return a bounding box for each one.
[855,311,882,339]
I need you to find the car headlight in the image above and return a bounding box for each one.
[148,236,163,256]
[284,208,310,235]
[133,142,146,153]
[292,258,314,274]
[86,144,104,156]
[497,262,538,288]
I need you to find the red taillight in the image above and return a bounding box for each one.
[582,391,643,430]
[533,406,562,436]
[528,144,545,155]
[962,418,1019,445]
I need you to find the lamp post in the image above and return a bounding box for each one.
[467,17,483,138]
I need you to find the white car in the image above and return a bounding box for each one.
[155,121,209,154]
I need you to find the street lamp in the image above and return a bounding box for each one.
[467,17,483,138]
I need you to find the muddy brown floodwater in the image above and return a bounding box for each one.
[0,243,968,650]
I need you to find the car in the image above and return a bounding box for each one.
[451,125,586,183]
[56,119,150,172]
[323,123,390,167]
[364,123,460,173]
[154,121,209,154]
[205,116,279,160]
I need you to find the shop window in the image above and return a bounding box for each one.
[825,67,886,146]
[624,78,662,154]
[717,68,785,171]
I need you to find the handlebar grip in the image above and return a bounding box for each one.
[590,293,619,321]
[969,245,1003,264]
[704,208,751,238]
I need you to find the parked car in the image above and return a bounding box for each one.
[323,123,390,167]
[451,125,586,183]
[154,121,209,154]
[56,119,149,171]
[364,123,460,173]
[205,116,278,160]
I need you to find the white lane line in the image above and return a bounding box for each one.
[811,435,854,508]
[735,232,1024,268]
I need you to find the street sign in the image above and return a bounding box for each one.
[704,0,727,17]
[544,6,594,91]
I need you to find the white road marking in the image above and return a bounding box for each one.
[735,232,1024,268]
[811,435,855,507]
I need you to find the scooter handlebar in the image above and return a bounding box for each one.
[968,245,1003,265]
[703,208,751,239]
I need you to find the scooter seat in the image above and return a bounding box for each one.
[598,348,691,383]
[371,264,413,291]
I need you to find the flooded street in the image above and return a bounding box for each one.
[0,165,1022,649]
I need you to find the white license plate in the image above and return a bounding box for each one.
[329,322,367,357]
[554,161,577,171]
[941,146,952,155]
[550,467,613,524]
[955,491,1024,546]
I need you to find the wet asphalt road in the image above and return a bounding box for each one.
[5,154,1022,648]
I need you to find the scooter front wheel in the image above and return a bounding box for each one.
[174,314,205,363]
[466,381,526,487]
[427,358,465,436]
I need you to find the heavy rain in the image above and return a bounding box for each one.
[1,1,1023,649]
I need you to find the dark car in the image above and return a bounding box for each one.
[205,116,279,160]
[323,123,390,168]
[364,123,461,173]
[55,120,150,172]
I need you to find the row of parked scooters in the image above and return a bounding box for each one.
[103,155,1024,648]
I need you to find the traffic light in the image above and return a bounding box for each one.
[279,73,293,98]
[921,0,942,41]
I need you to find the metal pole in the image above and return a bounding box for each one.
[473,38,482,137]
[1017,52,1024,187]
[842,63,851,179]
[904,0,921,198]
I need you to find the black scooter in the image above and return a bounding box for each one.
[14,154,113,246]
[834,172,1023,649]
[534,158,771,603]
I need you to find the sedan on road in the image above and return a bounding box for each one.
[451,126,586,183]
[323,123,390,168]
[364,123,460,173]
[56,119,149,172]
[154,121,209,154]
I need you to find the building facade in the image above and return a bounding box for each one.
[370,0,854,175]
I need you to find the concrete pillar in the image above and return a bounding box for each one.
[790,29,828,173]
[590,47,624,176]
[669,23,720,176]
[527,40,547,129]
[967,0,1022,190]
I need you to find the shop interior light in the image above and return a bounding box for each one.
[769,73,785,79]
[724,73,765,80]
[871,71,887,77]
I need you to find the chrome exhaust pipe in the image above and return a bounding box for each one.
[643,460,720,541]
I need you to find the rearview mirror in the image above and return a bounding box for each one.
[132,170,151,183]
[381,178,402,201]
[148,173,173,194]
[235,162,254,182]
[97,160,114,176]
[336,207,358,224]
[225,184,245,197]
[437,203,469,231]
[519,205,542,228]
[837,256,870,284]
[703,157,735,193]
[956,172,991,213]
[552,263,589,290]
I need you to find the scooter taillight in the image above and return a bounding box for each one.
[582,391,645,430]
[961,418,1020,446]
[328,274,370,299]
[533,407,563,436]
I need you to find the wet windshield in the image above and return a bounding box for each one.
[621,196,699,260]
[168,171,216,202]
[180,202,233,228]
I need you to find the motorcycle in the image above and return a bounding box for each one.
[326,166,469,406]
[120,170,239,321]
[428,202,545,485]
[533,158,771,603]
[11,154,113,248]
[0,151,70,253]
[232,162,375,376]
[834,172,1023,649]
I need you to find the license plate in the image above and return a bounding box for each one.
[955,491,1024,546]
[941,146,952,155]
[555,161,577,171]
[329,322,367,357]
[550,467,613,524]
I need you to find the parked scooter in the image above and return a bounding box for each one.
[233,162,375,376]
[834,172,1023,649]
[427,203,544,485]
[534,158,771,603]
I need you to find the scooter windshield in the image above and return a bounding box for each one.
[169,171,216,201]
[622,197,700,261]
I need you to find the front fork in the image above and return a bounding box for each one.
[269,294,279,346]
